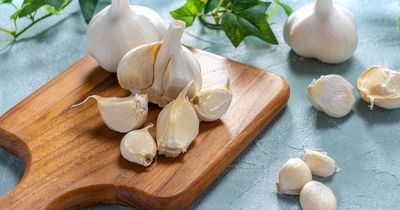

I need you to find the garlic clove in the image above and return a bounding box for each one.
[357,65,400,109]
[191,86,232,121]
[120,124,157,167]
[300,181,337,210]
[72,94,148,133]
[276,158,312,195]
[304,149,340,177]
[307,74,356,118]
[156,82,200,157]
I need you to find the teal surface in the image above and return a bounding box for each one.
[1,0,400,209]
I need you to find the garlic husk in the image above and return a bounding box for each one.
[120,124,156,167]
[87,0,166,72]
[307,74,356,118]
[300,181,337,210]
[283,0,357,64]
[357,65,400,109]
[304,149,340,177]
[72,94,148,133]
[276,158,312,195]
[156,82,199,157]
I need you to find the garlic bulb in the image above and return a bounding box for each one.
[120,124,156,167]
[304,149,340,177]
[307,75,356,118]
[87,0,166,72]
[72,94,148,133]
[117,20,202,107]
[357,65,400,110]
[300,181,337,210]
[283,0,358,64]
[276,158,312,195]
[156,82,199,157]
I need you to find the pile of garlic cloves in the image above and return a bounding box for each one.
[73,1,232,167]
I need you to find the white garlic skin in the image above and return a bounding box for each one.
[284,0,357,64]
[87,0,166,72]
[120,124,156,167]
[307,74,356,118]
[304,150,339,177]
[300,181,337,210]
[277,158,312,195]
[357,65,400,109]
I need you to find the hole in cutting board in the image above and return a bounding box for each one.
[0,147,25,197]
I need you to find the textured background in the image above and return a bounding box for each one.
[1,0,400,209]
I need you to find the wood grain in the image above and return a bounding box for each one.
[0,48,289,210]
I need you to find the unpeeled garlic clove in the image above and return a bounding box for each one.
[156,82,199,157]
[120,124,156,167]
[304,149,340,177]
[276,158,312,195]
[300,181,337,210]
[72,94,148,133]
[307,74,356,118]
[357,65,400,109]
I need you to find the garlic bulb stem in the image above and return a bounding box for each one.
[110,0,129,16]
[315,0,333,14]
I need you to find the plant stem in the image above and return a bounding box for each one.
[267,4,279,19]
[14,13,52,39]
[0,27,15,36]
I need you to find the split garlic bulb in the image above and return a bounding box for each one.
[277,158,312,195]
[304,149,340,177]
[120,124,157,167]
[87,0,166,72]
[357,65,400,110]
[118,20,202,107]
[72,94,148,133]
[156,82,199,157]
[283,0,358,63]
[307,75,356,118]
[300,181,337,210]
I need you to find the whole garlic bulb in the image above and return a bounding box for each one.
[87,0,166,72]
[72,94,148,133]
[304,149,340,177]
[277,158,312,195]
[120,124,157,167]
[357,65,400,110]
[307,75,356,118]
[156,82,199,157]
[283,0,358,64]
[300,181,337,210]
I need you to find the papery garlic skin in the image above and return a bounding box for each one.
[156,82,199,157]
[307,75,355,118]
[300,181,337,210]
[87,0,166,72]
[120,124,156,167]
[357,65,400,109]
[304,149,339,177]
[284,0,357,64]
[72,94,148,133]
[277,158,312,195]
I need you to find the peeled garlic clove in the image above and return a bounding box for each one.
[72,94,148,133]
[276,158,312,195]
[120,124,156,167]
[191,86,232,121]
[307,74,356,118]
[357,65,400,109]
[87,0,166,72]
[156,82,199,157]
[284,0,357,63]
[300,181,337,210]
[304,149,339,177]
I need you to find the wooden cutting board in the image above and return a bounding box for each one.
[0,48,289,210]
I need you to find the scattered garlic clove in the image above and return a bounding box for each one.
[156,82,199,157]
[307,74,356,118]
[120,124,156,167]
[357,65,400,109]
[87,0,166,72]
[277,158,312,195]
[72,94,148,133]
[304,149,340,177]
[300,181,337,210]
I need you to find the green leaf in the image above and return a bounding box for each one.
[273,0,292,16]
[10,0,66,18]
[170,0,206,27]
[79,0,98,24]
[204,0,218,14]
[231,0,259,13]
[0,0,12,4]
